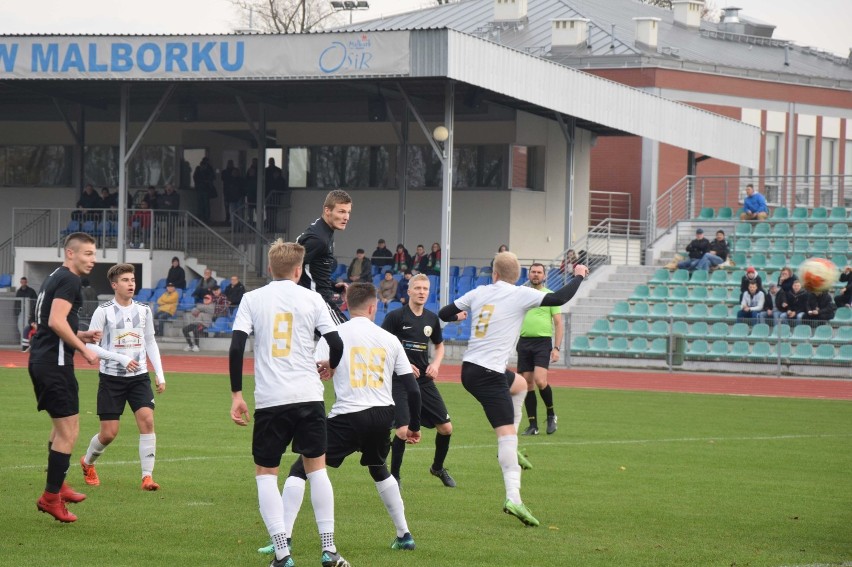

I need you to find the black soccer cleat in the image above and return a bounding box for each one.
[429,466,457,488]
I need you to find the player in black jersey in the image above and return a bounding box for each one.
[296,190,352,325]
[28,232,102,523]
[382,274,457,488]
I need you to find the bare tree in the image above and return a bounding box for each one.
[229,0,342,33]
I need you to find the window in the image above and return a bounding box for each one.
[511,145,545,190]
[406,144,506,189]
[764,133,783,178]
[0,145,72,186]
[795,136,815,205]
[307,145,394,188]
[85,145,176,188]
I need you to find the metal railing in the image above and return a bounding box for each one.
[589,190,632,227]
[648,174,851,244]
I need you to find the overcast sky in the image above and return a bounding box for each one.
[0,0,848,56]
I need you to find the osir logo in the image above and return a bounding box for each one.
[424,326,432,337]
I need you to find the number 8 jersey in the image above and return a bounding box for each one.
[454,280,545,374]
[232,279,336,409]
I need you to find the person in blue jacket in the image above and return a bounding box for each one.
[740,184,769,221]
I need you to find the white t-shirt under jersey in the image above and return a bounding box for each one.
[454,280,545,373]
[86,299,165,384]
[320,317,411,418]
[232,279,336,409]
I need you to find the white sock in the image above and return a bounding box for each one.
[307,468,336,553]
[282,476,306,538]
[497,434,522,505]
[256,475,289,560]
[139,433,156,477]
[376,475,409,537]
[85,434,107,465]
[512,389,525,433]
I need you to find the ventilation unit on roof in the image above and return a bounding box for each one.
[551,18,590,49]
[634,17,661,50]
[493,0,527,22]
[672,0,703,29]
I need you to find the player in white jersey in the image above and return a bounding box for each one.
[280,282,423,552]
[80,263,166,491]
[438,251,587,527]
[229,240,349,567]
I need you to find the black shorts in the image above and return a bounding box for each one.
[418,380,451,428]
[29,363,79,418]
[326,406,395,468]
[460,362,514,428]
[97,372,156,421]
[516,337,553,373]
[252,401,327,468]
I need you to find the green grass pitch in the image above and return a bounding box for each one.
[0,366,850,566]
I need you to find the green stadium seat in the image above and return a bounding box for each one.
[837,345,852,363]
[811,207,828,219]
[812,325,834,343]
[752,223,771,237]
[791,208,809,219]
[828,206,847,220]
[708,287,728,303]
[647,338,667,355]
[588,319,610,336]
[771,324,791,339]
[629,285,650,302]
[766,254,787,270]
[571,336,591,353]
[728,270,745,284]
[735,238,752,252]
[735,223,752,237]
[728,288,743,304]
[690,321,709,338]
[671,285,689,301]
[748,341,772,361]
[829,255,848,271]
[728,341,750,359]
[708,304,730,321]
[589,336,610,354]
[730,252,747,266]
[707,322,729,338]
[765,271,779,284]
[609,302,630,319]
[698,207,715,219]
[628,337,649,356]
[649,268,670,284]
[730,322,749,339]
[834,307,852,323]
[753,238,771,252]
[810,240,829,254]
[611,319,630,336]
[708,270,728,285]
[790,343,813,362]
[628,320,650,337]
[651,303,670,318]
[776,342,793,361]
[649,320,669,336]
[688,304,709,321]
[789,253,807,267]
[650,286,670,302]
[771,239,789,253]
[611,337,629,353]
[671,304,689,319]
[791,325,812,340]
[830,223,848,237]
[687,339,709,357]
[670,320,689,336]
[771,207,789,220]
[717,207,733,219]
[771,222,790,237]
[633,302,651,318]
[709,340,729,358]
[813,344,835,360]
[829,240,849,255]
[810,223,829,238]
[688,287,709,302]
[689,270,708,284]
[750,252,767,267]
[832,327,852,344]
[750,323,770,340]
[670,269,690,284]
[793,223,810,237]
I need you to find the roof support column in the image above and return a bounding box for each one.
[555,113,576,248]
[439,81,455,309]
[256,104,266,275]
[117,84,129,262]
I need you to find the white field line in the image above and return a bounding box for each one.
[5,433,851,471]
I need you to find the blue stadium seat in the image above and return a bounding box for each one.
[0,274,11,288]
[461,266,477,278]
[135,288,154,302]
[62,220,81,236]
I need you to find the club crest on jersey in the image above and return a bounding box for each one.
[423,326,432,337]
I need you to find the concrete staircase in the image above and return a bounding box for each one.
[184,224,269,291]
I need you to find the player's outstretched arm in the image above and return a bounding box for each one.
[540,266,588,307]
[438,303,465,323]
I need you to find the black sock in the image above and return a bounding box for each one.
[390,436,406,479]
[46,449,70,493]
[524,391,537,424]
[540,385,555,416]
[432,433,451,471]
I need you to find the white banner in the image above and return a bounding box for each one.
[0,32,410,79]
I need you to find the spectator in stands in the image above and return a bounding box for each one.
[740,266,763,293]
[559,249,579,276]
[781,280,808,326]
[74,183,103,221]
[371,238,393,268]
[764,283,782,325]
[396,270,412,305]
[192,268,218,301]
[155,282,179,336]
[129,200,152,248]
[737,281,765,325]
[142,186,160,210]
[777,266,797,295]
[160,184,180,211]
[835,265,852,309]
[193,157,216,223]
[694,229,729,271]
[392,244,412,274]
[221,160,244,224]
[740,184,769,221]
[425,242,441,276]
[769,283,788,326]
[346,248,372,283]
[100,187,118,209]
[806,289,836,325]
[378,270,398,306]
[490,245,509,269]
[15,276,38,351]
[182,292,215,351]
[209,285,231,321]
[224,275,245,309]
[166,257,187,290]
[676,228,710,271]
[411,244,429,274]
[244,158,258,224]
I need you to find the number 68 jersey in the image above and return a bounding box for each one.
[321,317,412,419]
[232,279,336,409]
[454,280,546,374]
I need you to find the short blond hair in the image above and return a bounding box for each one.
[268,239,305,279]
[410,273,429,285]
[493,251,520,284]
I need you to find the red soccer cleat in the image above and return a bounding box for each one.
[141,475,160,491]
[80,456,100,486]
[59,482,86,503]
[37,491,77,523]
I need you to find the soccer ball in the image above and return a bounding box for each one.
[797,258,839,293]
